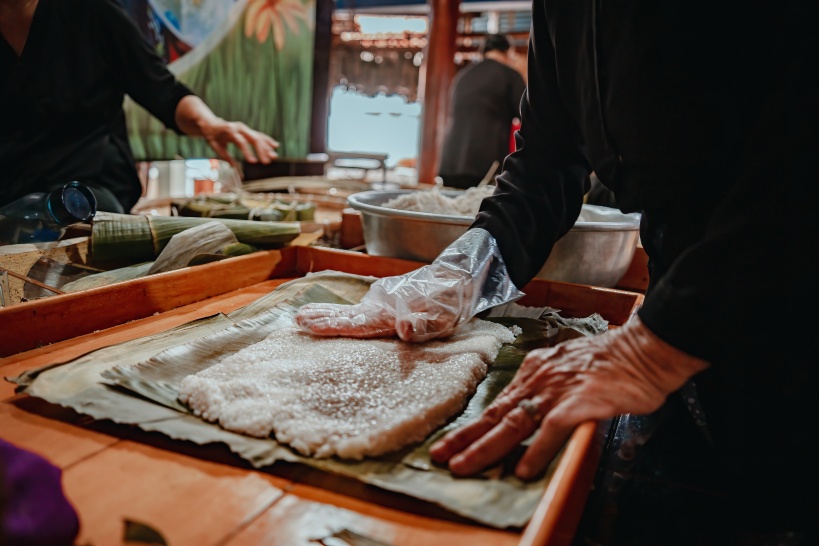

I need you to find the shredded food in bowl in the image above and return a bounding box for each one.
[381,186,496,217]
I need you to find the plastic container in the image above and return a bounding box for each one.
[0,182,97,245]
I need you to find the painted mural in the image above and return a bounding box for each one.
[121,0,316,160]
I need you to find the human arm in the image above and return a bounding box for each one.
[296,228,522,342]
[174,95,278,167]
[432,4,815,481]
[632,3,815,362]
[94,0,277,166]
[473,1,591,290]
[299,7,588,341]
[429,316,709,479]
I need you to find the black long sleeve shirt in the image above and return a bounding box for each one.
[472,1,817,526]
[438,59,526,182]
[474,0,815,364]
[0,0,193,211]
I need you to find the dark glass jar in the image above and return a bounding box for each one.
[0,182,97,245]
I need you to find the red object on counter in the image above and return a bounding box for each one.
[510,119,521,154]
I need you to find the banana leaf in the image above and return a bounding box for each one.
[60,262,153,293]
[91,213,300,262]
[10,272,607,529]
[147,221,238,275]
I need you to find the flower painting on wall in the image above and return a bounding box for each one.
[245,0,311,50]
[122,0,316,161]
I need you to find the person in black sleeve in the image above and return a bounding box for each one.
[438,33,526,189]
[0,0,278,213]
[296,1,817,544]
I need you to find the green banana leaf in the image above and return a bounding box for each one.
[60,262,153,293]
[10,272,607,529]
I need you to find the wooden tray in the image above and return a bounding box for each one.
[0,246,642,357]
[0,246,643,546]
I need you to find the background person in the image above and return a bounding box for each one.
[0,0,278,213]
[437,33,526,189]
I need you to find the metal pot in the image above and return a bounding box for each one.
[347,190,641,287]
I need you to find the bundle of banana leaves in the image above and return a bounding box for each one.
[174,194,316,222]
[90,212,299,263]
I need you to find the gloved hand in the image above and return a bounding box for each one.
[429,316,709,479]
[295,228,522,342]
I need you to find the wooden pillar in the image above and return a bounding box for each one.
[417,0,460,185]
[310,0,334,154]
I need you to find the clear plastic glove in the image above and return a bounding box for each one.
[295,228,523,342]
[429,316,709,480]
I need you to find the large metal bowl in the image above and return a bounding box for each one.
[347,190,641,287]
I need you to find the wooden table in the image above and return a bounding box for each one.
[0,246,642,546]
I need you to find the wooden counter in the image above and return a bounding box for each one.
[0,246,642,546]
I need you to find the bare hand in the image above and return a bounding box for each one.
[429,317,708,480]
[201,119,279,167]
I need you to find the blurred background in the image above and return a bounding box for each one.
[122,0,532,194]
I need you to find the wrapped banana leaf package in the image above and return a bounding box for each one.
[90,212,299,263]
[173,194,317,222]
[10,272,607,529]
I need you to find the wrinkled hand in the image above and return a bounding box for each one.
[295,262,477,342]
[429,317,709,480]
[201,119,279,167]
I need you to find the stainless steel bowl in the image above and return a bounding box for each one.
[347,190,641,287]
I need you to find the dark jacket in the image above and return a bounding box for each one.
[0,0,192,211]
[438,59,525,182]
[473,0,817,532]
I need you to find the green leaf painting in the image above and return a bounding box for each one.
[126,0,316,160]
